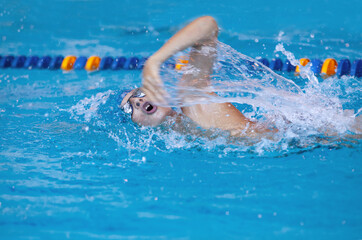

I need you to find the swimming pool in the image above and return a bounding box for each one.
[1,0,361,239]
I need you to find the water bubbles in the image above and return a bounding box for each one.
[277,31,284,42]
[69,90,113,122]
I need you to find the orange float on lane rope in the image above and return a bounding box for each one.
[175,63,185,70]
[321,58,337,76]
[295,58,310,73]
[61,56,77,70]
[175,56,189,70]
[85,56,101,71]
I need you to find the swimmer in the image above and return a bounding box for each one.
[120,16,275,137]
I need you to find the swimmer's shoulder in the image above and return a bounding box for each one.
[181,100,250,130]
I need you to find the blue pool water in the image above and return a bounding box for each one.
[1,0,362,239]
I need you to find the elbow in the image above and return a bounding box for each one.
[200,16,217,24]
[199,16,218,36]
[201,16,218,28]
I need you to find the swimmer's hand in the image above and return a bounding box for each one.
[141,16,218,105]
[142,57,169,105]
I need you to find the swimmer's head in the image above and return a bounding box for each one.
[119,88,173,126]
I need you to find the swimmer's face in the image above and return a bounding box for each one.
[120,88,173,126]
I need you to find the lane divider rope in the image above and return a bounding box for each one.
[0,54,361,78]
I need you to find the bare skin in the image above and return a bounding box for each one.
[121,16,274,137]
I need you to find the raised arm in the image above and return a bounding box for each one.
[142,16,219,104]
[141,16,273,137]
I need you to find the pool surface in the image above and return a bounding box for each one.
[1,0,362,239]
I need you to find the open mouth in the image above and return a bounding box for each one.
[142,102,157,114]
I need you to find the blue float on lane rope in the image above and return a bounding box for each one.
[0,55,15,68]
[24,56,39,69]
[11,56,27,68]
[99,57,113,70]
[351,59,362,78]
[282,59,296,72]
[37,56,52,69]
[111,57,127,70]
[270,58,283,71]
[49,56,64,70]
[137,57,147,70]
[73,56,87,70]
[310,59,323,74]
[336,59,351,77]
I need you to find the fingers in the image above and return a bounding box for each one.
[142,87,164,105]
[142,87,168,105]
[142,59,170,105]
[143,83,169,105]
[142,79,169,105]
[142,84,163,103]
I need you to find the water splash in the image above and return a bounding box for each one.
[68,42,361,157]
[275,43,319,86]
[69,90,113,124]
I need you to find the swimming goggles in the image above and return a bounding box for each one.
[121,88,146,115]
